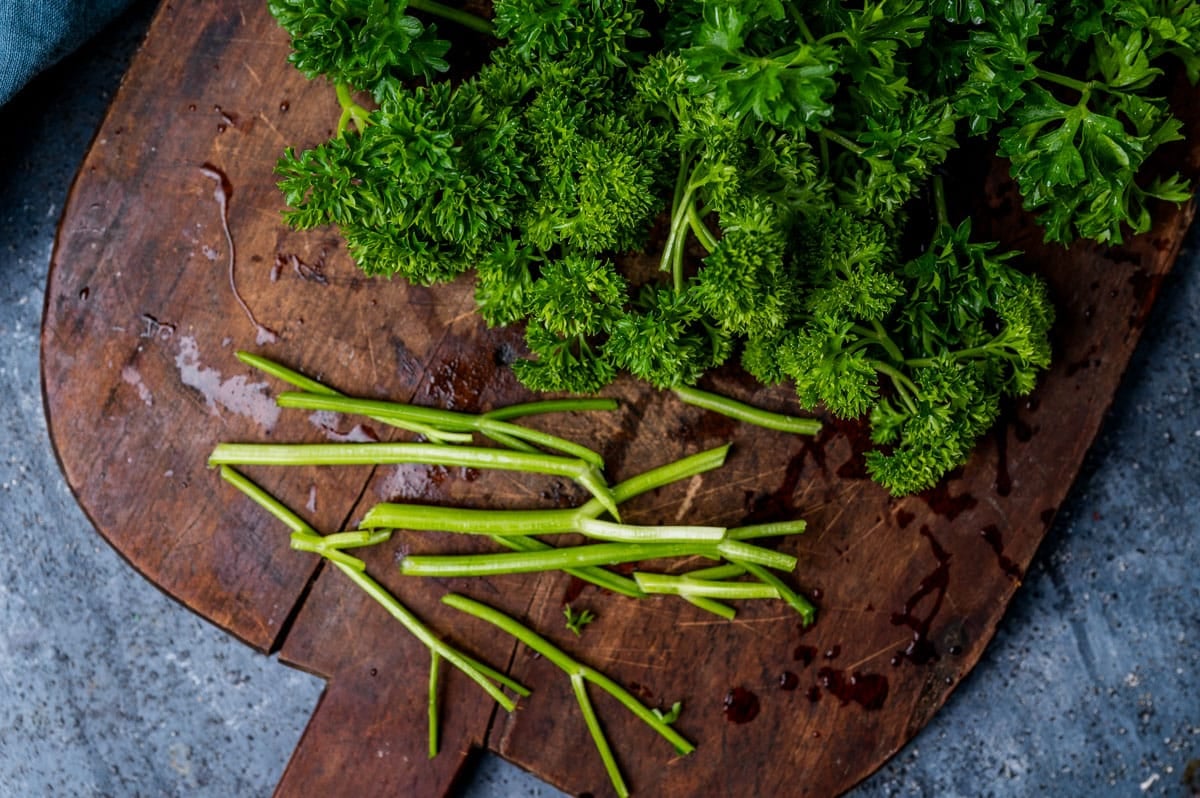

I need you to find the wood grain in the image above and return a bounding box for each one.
[39,1,1200,796]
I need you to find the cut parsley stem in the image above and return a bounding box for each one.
[364,444,733,599]
[428,651,441,760]
[235,350,470,444]
[741,562,816,626]
[481,397,619,420]
[672,386,821,436]
[216,466,528,712]
[487,534,645,599]
[207,441,620,520]
[361,443,731,534]
[362,505,724,543]
[632,573,780,600]
[275,391,606,466]
[442,592,695,798]
[398,539,796,577]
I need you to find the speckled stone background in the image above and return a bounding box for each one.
[1,4,1196,797]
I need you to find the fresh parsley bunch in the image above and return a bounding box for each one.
[268,0,1199,495]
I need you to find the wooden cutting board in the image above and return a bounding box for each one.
[40,2,1200,796]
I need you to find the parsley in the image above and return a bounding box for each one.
[268,0,1200,495]
[563,604,597,636]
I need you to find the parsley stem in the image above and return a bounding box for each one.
[408,0,495,36]
[868,359,920,409]
[571,672,630,798]
[932,174,950,229]
[362,444,730,535]
[741,562,816,626]
[687,200,719,253]
[633,572,780,600]
[1034,68,1095,95]
[428,651,441,759]
[361,504,725,543]
[334,83,371,136]
[727,519,808,539]
[577,518,727,543]
[276,391,606,467]
[481,397,619,420]
[685,563,746,580]
[673,385,821,435]
[399,539,795,577]
[819,128,865,156]
[489,534,645,598]
[333,560,524,710]
[399,541,719,577]
[208,441,619,519]
[216,466,527,711]
[441,594,696,756]
[236,351,469,444]
[682,596,737,620]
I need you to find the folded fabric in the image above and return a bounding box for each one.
[0,0,136,106]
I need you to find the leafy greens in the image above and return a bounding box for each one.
[267,0,1199,495]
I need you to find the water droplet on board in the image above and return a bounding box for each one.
[723,687,760,724]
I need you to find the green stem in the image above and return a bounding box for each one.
[208,441,619,520]
[399,538,795,577]
[1033,67,1097,94]
[849,322,906,366]
[334,561,522,710]
[442,594,695,756]
[741,563,816,626]
[576,518,726,543]
[409,0,495,36]
[907,339,1005,368]
[726,520,808,540]
[682,596,737,620]
[481,397,619,421]
[662,181,699,292]
[715,540,797,571]
[687,200,719,254]
[237,351,470,444]
[334,83,372,136]
[361,505,724,543]
[931,174,950,230]
[633,572,780,600]
[489,534,645,598]
[362,503,582,535]
[288,533,370,571]
[819,128,865,156]
[428,651,441,759]
[673,385,821,435]
[276,392,605,467]
[571,673,630,798]
[684,563,746,581]
[399,541,720,577]
[216,466,526,710]
[868,360,920,407]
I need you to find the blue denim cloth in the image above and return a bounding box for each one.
[0,0,135,105]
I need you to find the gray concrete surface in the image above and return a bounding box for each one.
[0,5,1196,797]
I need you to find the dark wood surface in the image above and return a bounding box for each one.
[39,2,1200,796]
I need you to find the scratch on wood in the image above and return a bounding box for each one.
[673,474,704,522]
[843,637,911,671]
[255,111,286,144]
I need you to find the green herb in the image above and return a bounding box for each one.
[217,465,529,758]
[208,441,621,519]
[443,593,695,798]
[269,0,1200,495]
[653,701,683,725]
[563,604,597,636]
